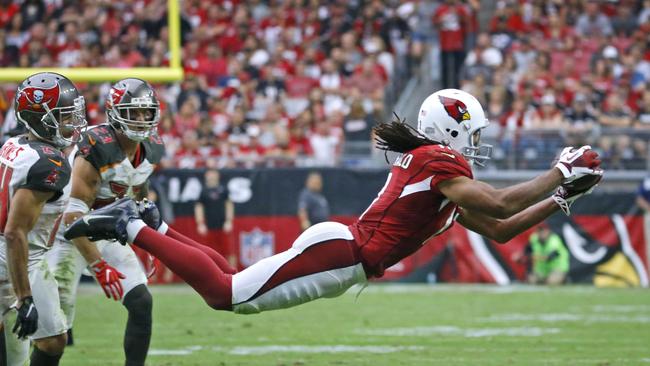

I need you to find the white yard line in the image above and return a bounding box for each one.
[149,344,424,356]
[355,326,560,338]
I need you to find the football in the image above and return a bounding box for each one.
[565,173,603,192]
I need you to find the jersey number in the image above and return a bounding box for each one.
[0,163,14,233]
[393,154,413,169]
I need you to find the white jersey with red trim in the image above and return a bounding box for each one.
[0,136,70,252]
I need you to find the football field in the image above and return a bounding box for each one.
[64,284,650,366]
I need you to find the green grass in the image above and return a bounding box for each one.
[62,284,650,366]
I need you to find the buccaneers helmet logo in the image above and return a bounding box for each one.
[439,95,471,124]
[16,86,60,112]
[108,85,127,107]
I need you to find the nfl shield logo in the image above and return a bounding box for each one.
[239,228,274,267]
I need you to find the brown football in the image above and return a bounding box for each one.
[565,173,603,191]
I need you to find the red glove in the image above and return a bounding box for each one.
[554,146,602,182]
[89,259,126,300]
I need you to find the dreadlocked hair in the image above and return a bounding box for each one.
[373,113,438,161]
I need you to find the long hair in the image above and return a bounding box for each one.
[373,113,438,161]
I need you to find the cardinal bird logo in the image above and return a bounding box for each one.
[16,86,60,112]
[439,95,471,124]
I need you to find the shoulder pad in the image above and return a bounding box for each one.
[142,133,165,164]
[76,125,123,171]
[19,152,71,198]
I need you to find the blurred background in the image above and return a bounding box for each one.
[0,0,648,287]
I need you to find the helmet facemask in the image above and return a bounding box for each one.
[25,96,87,148]
[109,96,160,142]
[461,128,492,167]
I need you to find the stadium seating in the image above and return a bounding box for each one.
[0,0,422,169]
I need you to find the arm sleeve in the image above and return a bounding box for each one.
[429,154,473,193]
[18,155,71,199]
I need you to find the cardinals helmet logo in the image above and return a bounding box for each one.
[16,85,60,112]
[439,95,471,124]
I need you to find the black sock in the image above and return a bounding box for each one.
[0,329,6,366]
[66,328,73,346]
[30,347,62,366]
[123,285,152,366]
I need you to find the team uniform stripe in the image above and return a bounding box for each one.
[235,239,360,305]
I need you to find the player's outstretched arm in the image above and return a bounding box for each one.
[439,145,601,219]
[457,197,560,244]
[439,168,563,220]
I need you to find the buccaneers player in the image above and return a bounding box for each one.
[46,78,163,366]
[0,72,86,366]
[65,89,603,314]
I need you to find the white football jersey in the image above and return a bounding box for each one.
[0,136,70,252]
[75,124,164,208]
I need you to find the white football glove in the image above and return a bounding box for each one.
[554,145,602,183]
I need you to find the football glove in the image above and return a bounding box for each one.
[90,259,126,300]
[136,199,168,233]
[12,296,38,339]
[552,173,603,216]
[554,146,602,183]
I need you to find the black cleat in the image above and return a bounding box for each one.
[136,199,162,230]
[64,197,139,245]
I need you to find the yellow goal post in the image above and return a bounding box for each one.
[0,0,183,83]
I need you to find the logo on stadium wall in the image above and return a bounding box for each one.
[239,228,274,267]
[439,95,470,123]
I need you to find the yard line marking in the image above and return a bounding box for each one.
[355,326,560,338]
[149,345,424,356]
[226,345,424,355]
[482,313,650,323]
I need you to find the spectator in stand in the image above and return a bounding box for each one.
[600,92,632,127]
[575,0,613,37]
[461,32,502,84]
[486,85,510,124]
[636,90,650,128]
[288,123,313,158]
[432,0,468,89]
[284,62,318,117]
[174,98,201,133]
[343,100,374,143]
[347,58,386,100]
[564,93,598,146]
[309,118,341,167]
[531,94,564,130]
[174,130,205,169]
[464,32,503,70]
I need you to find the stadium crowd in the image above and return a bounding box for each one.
[0,0,423,168]
[0,0,649,170]
[451,0,650,169]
